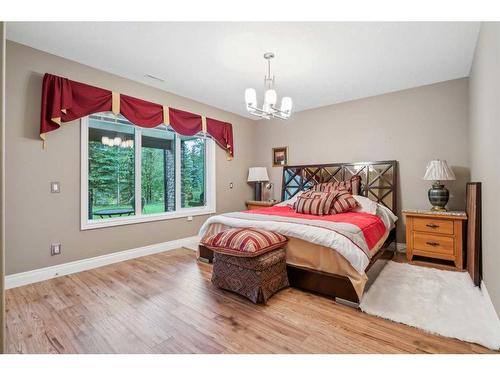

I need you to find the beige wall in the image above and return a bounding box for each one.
[469,22,500,316]
[254,79,470,241]
[5,41,257,275]
[1,22,6,354]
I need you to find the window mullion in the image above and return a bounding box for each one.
[175,135,181,212]
[135,127,142,217]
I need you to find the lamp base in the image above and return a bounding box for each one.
[428,182,449,212]
[254,182,263,201]
[430,206,447,212]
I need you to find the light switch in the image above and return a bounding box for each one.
[229,182,234,189]
[51,243,61,256]
[187,216,193,222]
[51,181,60,193]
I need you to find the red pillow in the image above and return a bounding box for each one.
[330,189,359,214]
[201,228,288,257]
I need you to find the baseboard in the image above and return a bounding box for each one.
[5,236,199,289]
[481,280,500,323]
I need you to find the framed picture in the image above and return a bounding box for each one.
[272,146,288,167]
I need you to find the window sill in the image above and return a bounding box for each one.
[81,207,215,230]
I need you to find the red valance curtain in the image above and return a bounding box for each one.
[40,73,234,159]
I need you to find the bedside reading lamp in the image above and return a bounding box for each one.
[423,159,456,211]
[248,167,269,201]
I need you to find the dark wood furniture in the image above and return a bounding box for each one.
[245,200,277,210]
[403,210,467,270]
[466,182,482,285]
[199,160,398,304]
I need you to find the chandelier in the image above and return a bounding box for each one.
[244,52,293,120]
[101,136,134,148]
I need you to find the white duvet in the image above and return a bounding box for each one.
[199,203,397,275]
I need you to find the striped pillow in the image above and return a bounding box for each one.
[314,175,361,195]
[330,189,359,214]
[201,228,288,257]
[293,191,337,215]
[295,194,328,215]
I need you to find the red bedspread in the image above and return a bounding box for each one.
[246,205,387,250]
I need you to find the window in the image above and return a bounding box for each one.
[81,112,215,229]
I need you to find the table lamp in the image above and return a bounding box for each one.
[423,159,456,211]
[248,167,269,201]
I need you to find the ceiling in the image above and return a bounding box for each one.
[7,22,480,119]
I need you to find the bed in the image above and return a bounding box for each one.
[198,160,398,304]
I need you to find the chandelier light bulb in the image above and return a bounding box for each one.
[245,88,257,109]
[264,89,277,106]
[280,97,293,116]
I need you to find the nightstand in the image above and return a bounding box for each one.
[403,210,467,270]
[245,200,277,210]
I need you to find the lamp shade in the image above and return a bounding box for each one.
[264,89,277,106]
[280,97,293,116]
[245,88,257,109]
[423,160,456,181]
[248,167,269,182]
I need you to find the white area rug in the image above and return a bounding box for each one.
[360,261,500,350]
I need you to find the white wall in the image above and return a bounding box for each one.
[469,22,500,317]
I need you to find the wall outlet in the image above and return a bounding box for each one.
[51,243,61,256]
[50,181,61,193]
[187,216,193,222]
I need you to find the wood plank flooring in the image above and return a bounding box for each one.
[5,248,496,354]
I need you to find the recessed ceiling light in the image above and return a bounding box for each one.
[144,74,165,83]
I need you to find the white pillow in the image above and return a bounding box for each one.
[275,193,300,208]
[352,195,378,215]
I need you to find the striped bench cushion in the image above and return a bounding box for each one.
[201,228,288,257]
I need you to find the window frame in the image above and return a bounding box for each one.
[80,115,216,230]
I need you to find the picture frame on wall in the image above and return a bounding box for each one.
[272,146,288,167]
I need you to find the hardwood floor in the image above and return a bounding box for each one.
[5,248,495,354]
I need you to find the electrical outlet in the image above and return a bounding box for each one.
[50,181,60,193]
[187,216,193,222]
[51,243,61,256]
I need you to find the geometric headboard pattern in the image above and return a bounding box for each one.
[281,160,398,215]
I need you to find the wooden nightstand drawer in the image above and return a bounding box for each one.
[413,217,454,235]
[403,210,467,270]
[412,232,455,256]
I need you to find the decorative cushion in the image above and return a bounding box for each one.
[201,228,288,257]
[294,191,336,215]
[294,193,327,215]
[330,189,359,214]
[313,175,362,195]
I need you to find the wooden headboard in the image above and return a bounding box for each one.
[281,160,398,215]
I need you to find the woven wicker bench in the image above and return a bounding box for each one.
[201,228,289,303]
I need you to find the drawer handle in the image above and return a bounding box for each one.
[426,224,440,229]
[426,241,440,247]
